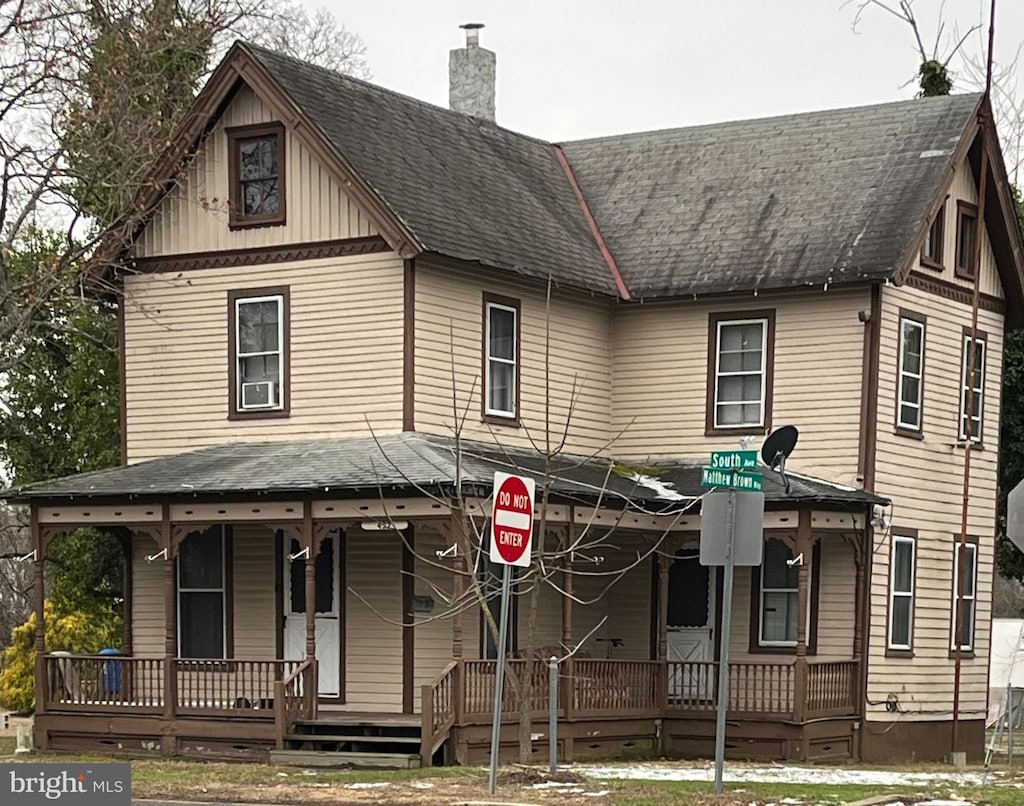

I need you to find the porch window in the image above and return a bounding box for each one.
[954,201,978,279]
[707,310,775,434]
[959,331,986,442]
[951,542,978,652]
[178,526,227,659]
[759,539,799,646]
[483,295,520,420]
[227,122,285,228]
[896,315,925,432]
[921,205,944,268]
[228,287,289,418]
[887,534,916,650]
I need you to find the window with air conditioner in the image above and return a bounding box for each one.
[228,288,289,417]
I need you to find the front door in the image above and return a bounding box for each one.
[667,547,715,700]
[284,534,341,698]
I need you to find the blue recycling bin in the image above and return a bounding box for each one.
[99,648,122,695]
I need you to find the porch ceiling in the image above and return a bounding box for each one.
[3,432,886,510]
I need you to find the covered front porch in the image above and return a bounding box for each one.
[15,434,880,764]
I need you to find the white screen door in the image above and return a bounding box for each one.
[283,534,341,697]
[667,548,716,700]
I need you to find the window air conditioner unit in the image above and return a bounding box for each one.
[241,381,277,409]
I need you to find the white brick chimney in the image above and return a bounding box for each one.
[449,23,496,121]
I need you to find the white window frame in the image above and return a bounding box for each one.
[896,317,925,431]
[485,301,517,418]
[177,526,227,659]
[758,539,811,648]
[714,318,768,429]
[887,535,916,650]
[959,333,986,442]
[235,294,285,412]
[951,542,978,652]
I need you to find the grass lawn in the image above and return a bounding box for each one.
[0,736,15,756]
[8,753,1020,805]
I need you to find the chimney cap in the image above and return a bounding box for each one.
[459,22,485,30]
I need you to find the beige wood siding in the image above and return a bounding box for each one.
[414,262,613,455]
[136,84,377,258]
[131,533,164,658]
[345,529,403,712]
[123,252,405,463]
[920,162,1001,298]
[612,289,869,485]
[232,525,276,659]
[867,280,1002,722]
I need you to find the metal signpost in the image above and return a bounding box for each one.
[487,471,535,795]
[700,450,764,795]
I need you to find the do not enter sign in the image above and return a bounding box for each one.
[490,472,536,567]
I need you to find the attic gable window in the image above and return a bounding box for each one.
[227,287,290,420]
[706,310,776,435]
[920,204,944,269]
[227,123,286,229]
[954,201,978,279]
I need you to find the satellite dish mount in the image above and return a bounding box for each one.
[761,425,799,495]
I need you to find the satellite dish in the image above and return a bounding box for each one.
[761,425,799,494]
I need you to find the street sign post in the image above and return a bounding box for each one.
[700,458,765,795]
[487,472,535,794]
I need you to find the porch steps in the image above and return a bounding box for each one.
[271,716,422,769]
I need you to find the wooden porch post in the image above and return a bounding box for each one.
[302,502,316,662]
[561,527,573,651]
[853,518,870,724]
[448,514,464,660]
[161,506,178,755]
[32,509,48,723]
[792,510,812,724]
[121,530,134,657]
[657,553,669,661]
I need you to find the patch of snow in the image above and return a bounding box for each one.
[782,468,859,493]
[583,791,610,798]
[410,781,434,789]
[345,782,390,789]
[918,801,976,806]
[628,473,686,501]
[533,781,584,791]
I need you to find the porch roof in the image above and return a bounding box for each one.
[3,433,887,510]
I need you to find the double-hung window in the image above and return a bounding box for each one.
[483,296,519,420]
[227,123,286,228]
[178,526,228,659]
[759,539,800,646]
[951,542,978,651]
[888,533,916,651]
[959,330,986,442]
[708,311,775,432]
[896,314,925,432]
[228,288,289,417]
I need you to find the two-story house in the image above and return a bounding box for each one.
[8,31,1024,767]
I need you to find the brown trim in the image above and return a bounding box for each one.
[132,235,390,274]
[226,286,291,420]
[402,525,415,713]
[649,557,658,660]
[905,271,1006,314]
[551,144,630,300]
[117,298,127,465]
[481,292,522,426]
[954,200,979,281]
[224,527,235,659]
[274,530,284,660]
[337,528,347,702]
[705,309,776,436]
[884,527,918,657]
[860,717,984,762]
[859,285,882,490]
[893,309,927,437]
[949,534,980,659]
[957,325,989,446]
[403,259,416,431]
[748,538,820,655]
[226,122,287,230]
[919,202,946,270]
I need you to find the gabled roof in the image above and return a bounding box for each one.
[561,94,984,298]
[4,433,885,509]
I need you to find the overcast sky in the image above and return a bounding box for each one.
[324,0,1022,144]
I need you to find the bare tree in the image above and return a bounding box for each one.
[0,505,31,648]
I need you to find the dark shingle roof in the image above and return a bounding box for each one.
[5,433,885,509]
[246,44,617,295]
[560,93,981,298]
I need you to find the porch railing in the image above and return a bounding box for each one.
[572,659,661,717]
[806,660,859,719]
[463,658,551,719]
[45,655,164,713]
[273,659,316,748]
[176,659,304,716]
[666,660,795,716]
[420,660,458,767]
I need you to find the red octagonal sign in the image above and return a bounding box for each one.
[490,472,536,567]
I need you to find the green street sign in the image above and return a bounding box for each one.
[709,450,759,470]
[701,466,764,492]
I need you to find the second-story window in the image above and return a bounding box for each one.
[228,123,286,229]
[708,311,775,433]
[483,295,520,421]
[955,201,978,279]
[959,330,986,442]
[921,204,944,268]
[896,314,925,432]
[888,532,916,651]
[228,287,290,418]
